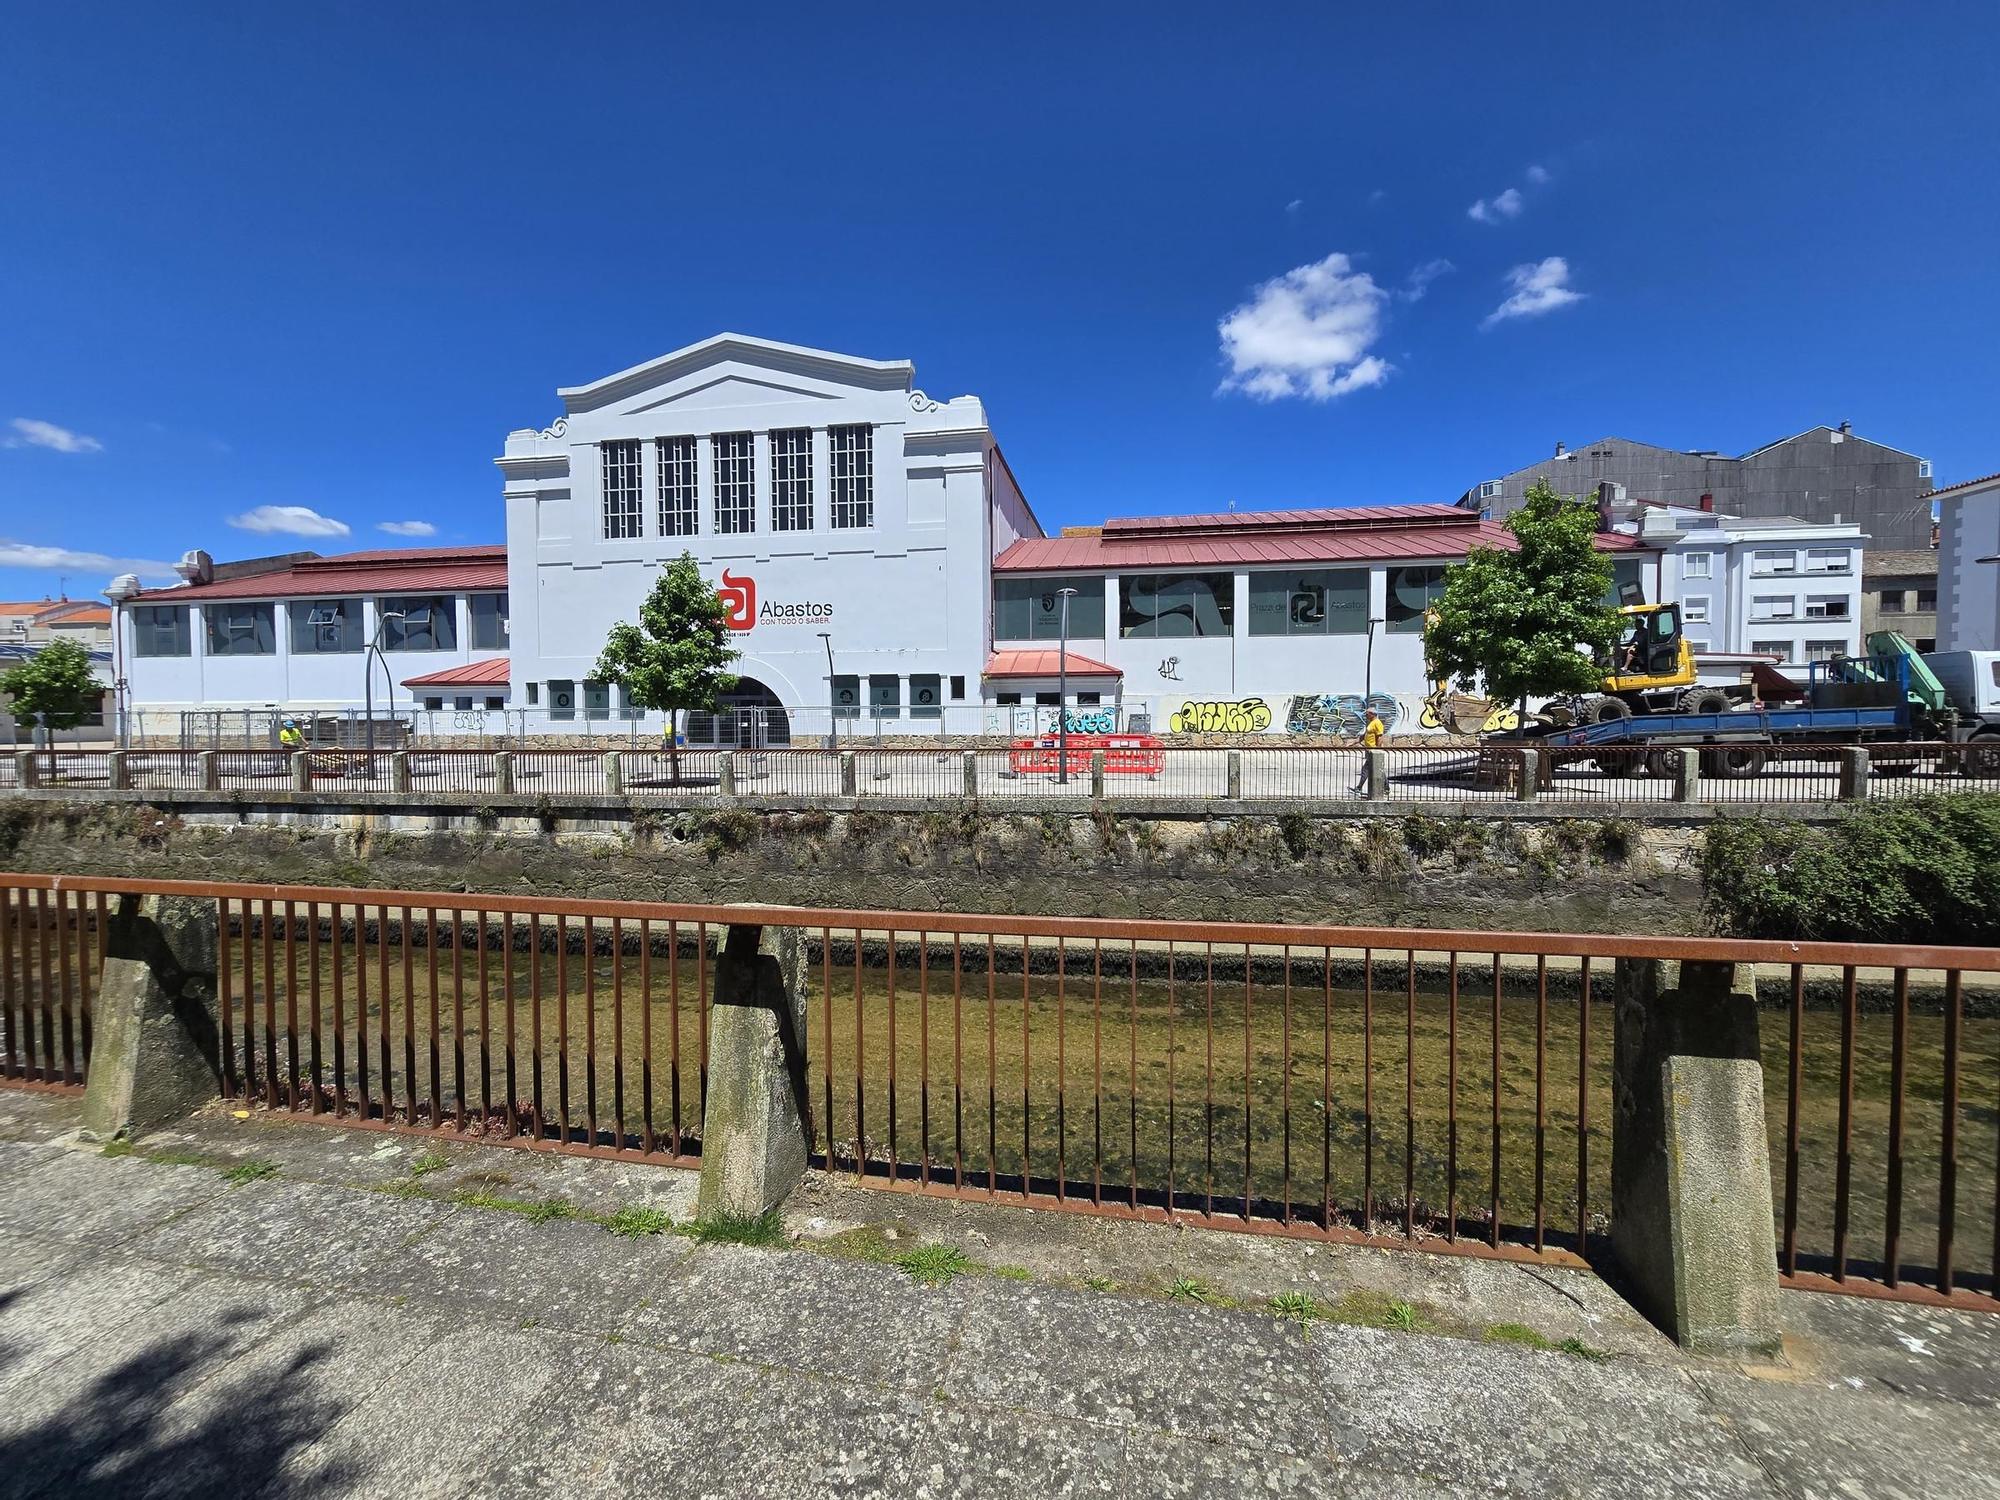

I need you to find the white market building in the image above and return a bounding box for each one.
[116,333,1666,741]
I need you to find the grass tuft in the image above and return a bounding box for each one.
[1167,1275,1211,1305]
[893,1243,973,1287]
[100,1139,135,1158]
[1269,1291,1324,1334]
[1083,1274,1117,1293]
[408,1150,451,1177]
[1484,1322,1555,1350]
[684,1209,785,1247]
[604,1205,676,1238]
[988,1264,1034,1282]
[1326,1289,1435,1333]
[458,1190,576,1224]
[222,1160,280,1186]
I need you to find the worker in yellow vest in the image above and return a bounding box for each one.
[278,718,306,752]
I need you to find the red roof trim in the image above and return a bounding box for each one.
[982,649,1123,680]
[400,657,512,689]
[995,521,1645,573]
[1925,471,2000,500]
[131,545,508,602]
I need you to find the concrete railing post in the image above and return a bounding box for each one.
[13,751,37,789]
[391,752,412,793]
[719,751,737,799]
[961,750,978,799]
[289,751,311,793]
[1611,957,1782,1355]
[1515,748,1539,802]
[1837,746,1870,800]
[1089,750,1106,800]
[1226,750,1242,800]
[839,751,857,797]
[603,750,624,797]
[108,751,131,791]
[1364,748,1389,801]
[492,751,514,795]
[81,894,223,1140]
[1671,748,1699,803]
[198,750,220,791]
[697,922,811,1220]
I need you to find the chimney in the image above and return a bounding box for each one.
[1555,441,1567,457]
[1839,420,1852,436]
[1699,492,1714,512]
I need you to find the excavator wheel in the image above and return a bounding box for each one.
[1578,696,1632,726]
[1675,687,1732,715]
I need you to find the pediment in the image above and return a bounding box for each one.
[559,333,913,415]
[627,373,838,416]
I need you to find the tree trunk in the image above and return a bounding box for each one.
[668,709,682,786]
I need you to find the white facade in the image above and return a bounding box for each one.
[499,334,1016,737]
[1937,474,2000,652]
[1616,507,1866,670]
[117,560,510,719]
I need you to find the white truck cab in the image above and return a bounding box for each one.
[1922,650,2000,724]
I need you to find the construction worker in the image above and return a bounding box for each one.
[1352,707,1387,794]
[278,717,306,752]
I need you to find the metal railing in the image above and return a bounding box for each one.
[3,872,1994,1309]
[9,740,2000,805]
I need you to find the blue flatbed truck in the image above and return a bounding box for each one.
[1511,633,2000,781]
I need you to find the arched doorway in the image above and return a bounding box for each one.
[684,677,792,748]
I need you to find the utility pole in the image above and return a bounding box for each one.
[1055,587,1078,785]
[818,631,838,753]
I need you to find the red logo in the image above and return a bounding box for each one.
[718,569,757,632]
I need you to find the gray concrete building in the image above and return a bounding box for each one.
[1457,423,1935,548]
[1860,548,1940,651]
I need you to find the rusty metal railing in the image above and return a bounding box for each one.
[1,872,1995,1309]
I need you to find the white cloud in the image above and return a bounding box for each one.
[227,504,351,538]
[0,540,177,581]
[1526,163,1551,185]
[1482,256,1587,328]
[1467,187,1524,224]
[4,418,103,454]
[1401,258,1455,300]
[1285,198,1303,214]
[377,520,438,538]
[1217,253,1394,402]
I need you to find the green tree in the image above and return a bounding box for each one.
[0,638,103,780]
[592,552,739,784]
[1423,479,1619,716]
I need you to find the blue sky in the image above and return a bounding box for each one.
[3,3,1997,600]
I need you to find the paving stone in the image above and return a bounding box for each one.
[1691,1370,2000,1500]
[267,1322,583,1499]
[622,1241,963,1391]
[1303,1330,1773,1498]
[387,1205,695,1333]
[0,1267,326,1499]
[908,1401,1127,1499]
[472,1347,929,1498]
[127,1173,451,1288]
[0,1147,227,1248]
[942,1279,1340,1457]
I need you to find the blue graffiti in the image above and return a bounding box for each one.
[1062,707,1116,734]
[1284,694,1402,736]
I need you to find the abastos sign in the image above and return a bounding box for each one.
[716,570,834,632]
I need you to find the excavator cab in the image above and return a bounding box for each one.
[1600,602,1695,696]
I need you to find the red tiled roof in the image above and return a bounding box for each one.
[1100,503,1469,538]
[996,516,1644,573]
[130,546,508,602]
[400,657,512,689]
[1926,471,2000,500]
[983,649,1122,680]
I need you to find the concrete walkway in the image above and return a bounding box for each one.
[1,1093,1995,1498]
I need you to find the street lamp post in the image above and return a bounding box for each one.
[1055,587,1078,785]
[818,631,837,753]
[363,609,405,762]
[1362,615,1385,704]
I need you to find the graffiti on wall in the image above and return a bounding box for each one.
[1283,693,1402,736]
[1169,697,1272,734]
[1062,706,1117,734]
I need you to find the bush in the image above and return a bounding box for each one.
[1701,796,2000,944]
